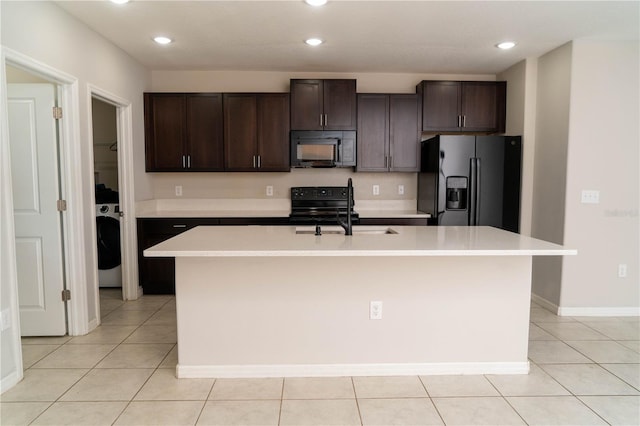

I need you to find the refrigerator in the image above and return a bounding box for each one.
[417,135,522,233]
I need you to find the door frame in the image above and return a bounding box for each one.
[1,47,87,389]
[87,85,139,309]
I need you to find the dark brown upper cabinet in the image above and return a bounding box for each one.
[290,79,357,130]
[357,94,421,172]
[223,93,290,172]
[417,81,506,133]
[144,93,224,172]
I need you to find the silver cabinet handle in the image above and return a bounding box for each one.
[462,115,466,128]
[384,156,388,169]
[187,155,191,168]
[257,155,261,169]
[457,116,461,128]
[324,114,328,127]
[172,224,187,228]
[182,155,186,168]
[252,155,256,168]
[389,155,393,169]
[320,114,323,127]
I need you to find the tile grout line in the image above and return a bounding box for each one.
[417,374,447,425]
[350,376,364,426]
[277,377,285,426]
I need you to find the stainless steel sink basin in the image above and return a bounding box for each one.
[295,226,398,235]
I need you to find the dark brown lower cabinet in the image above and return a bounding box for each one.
[137,218,219,294]
[137,218,290,294]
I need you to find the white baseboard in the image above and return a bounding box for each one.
[176,362,530,379]
[532,293,640,317]
[87,318,99,332]
[0,370,22,394]
[531,293,559,314]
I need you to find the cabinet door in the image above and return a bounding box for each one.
[357,94,389,172]
[144,93,186,171]
[187,94,224,171]
[323,79,357,130]
[389,94,420,172]
[139,234,176,294]
[290,80,323,130]
[257,93,290,171]
[461,82,498,132]
[420,81,461,132]
[224,94,258,171]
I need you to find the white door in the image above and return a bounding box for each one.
[8,83,66,336]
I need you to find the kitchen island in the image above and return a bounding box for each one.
[145,225,575,378]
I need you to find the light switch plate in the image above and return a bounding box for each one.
[373,185,380,196]
[266,185,274,197]
[581,190,599,204]
[175,185,183,197]
[398,185,404,195]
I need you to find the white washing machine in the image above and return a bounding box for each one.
[96,203,122,287]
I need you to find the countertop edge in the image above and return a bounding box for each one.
[145,249,577,257]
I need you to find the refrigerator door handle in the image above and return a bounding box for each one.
[475,158,481,225]
[469,158,477,225]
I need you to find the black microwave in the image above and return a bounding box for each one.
[290,131,356,168]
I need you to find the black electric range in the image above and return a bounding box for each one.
[289,186,359,224]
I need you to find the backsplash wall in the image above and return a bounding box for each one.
[151,169,417,202]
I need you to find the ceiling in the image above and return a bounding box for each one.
[56,0,639,75]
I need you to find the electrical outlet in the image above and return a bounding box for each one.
[266,185,274,197]
[398,184,404,195]
[370,301,383,320]
[175,185,183,197]
[373,185,380,196]
[581,190,599,204]
[618,264,628,278]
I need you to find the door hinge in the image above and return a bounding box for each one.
[52,106,63,120]
[61,289,71,302]
[57,200,67,212]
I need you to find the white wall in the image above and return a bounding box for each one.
[529,40,640,314]
[1,1,150,388]
[561,40,639,312]
[530,42,573,306]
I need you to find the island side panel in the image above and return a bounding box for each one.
[174,255,532,377]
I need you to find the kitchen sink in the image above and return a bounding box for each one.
[295,226,398,235]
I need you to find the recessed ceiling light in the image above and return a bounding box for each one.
[305,38,323,46]
[305,0,328,6]
[110,0,130,4]
[496,41,516,50]
[153,36,173,45]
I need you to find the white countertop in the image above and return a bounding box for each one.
[145,225,576,258]
[135,198,429,219]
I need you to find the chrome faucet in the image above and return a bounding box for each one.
[337,178,353,235]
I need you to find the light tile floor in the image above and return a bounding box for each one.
[1,289,639,425]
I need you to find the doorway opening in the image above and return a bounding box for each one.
[87,85,138,311]
[92,97,122,300]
